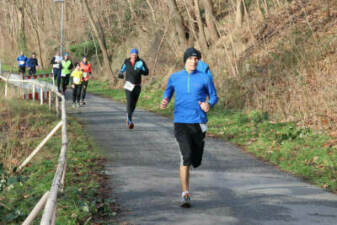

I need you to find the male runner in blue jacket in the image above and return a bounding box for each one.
[161,47,218,208]
[17,51,27,77]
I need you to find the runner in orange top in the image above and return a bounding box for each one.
[79,56,92,105]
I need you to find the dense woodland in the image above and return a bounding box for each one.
[0,0,336,129]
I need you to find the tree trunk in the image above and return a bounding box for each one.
[325,0,331,19]
[194,0,208,50]
[168,0,188,49]
[145,0,157,24]
[235,0,244,27]
[35,28,44,69]
[26,4,44,68]
[183,0,197,47]
[263,0,269,15]
[82,0,114,82]
[17,6,27,51]
[274,0,281,7]
[201,0,219,44]
[256,0,264,20]
[127,0,137,20]
[90,31,102,69]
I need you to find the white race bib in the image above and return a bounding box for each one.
[53,64,60,69]
[61,73,66,77]
[83,72,88,78]
[123,81,135,91]
[19,61,25,65]
[73,77,81,84]
[200,124,208,133]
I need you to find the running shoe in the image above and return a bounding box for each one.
[81,101,86,105]
[180,193,191,208]
[76,103,80,108]
[72,103,76,108]
[126,119,134,129]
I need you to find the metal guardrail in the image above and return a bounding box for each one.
[0,63,68,225]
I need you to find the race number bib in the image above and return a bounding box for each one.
[61,73,66,77]
[73,77,81,84]
[19,61,25,65]
[53,64,60,69]
[83,72,88,78]
[200,124,208,133]
[123,81,135,92]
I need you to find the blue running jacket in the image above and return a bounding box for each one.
[163,68,218,124]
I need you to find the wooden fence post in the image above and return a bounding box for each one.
[32,84,36,101]
[49,91,52,110]
[4,79,8,97]
[55,95,59,116]
[40,87,43,105]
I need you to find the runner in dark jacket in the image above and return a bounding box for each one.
[50,51,63,92]
[26,53,39,76]
[118,48,149,129]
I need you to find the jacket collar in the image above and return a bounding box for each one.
[184,69,197,75]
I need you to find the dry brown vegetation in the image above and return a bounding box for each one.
[0,84,59,172]
[0,0,336,129]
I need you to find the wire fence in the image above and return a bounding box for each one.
[0,61,68,225]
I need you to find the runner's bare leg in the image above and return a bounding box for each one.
[180,165,190,192]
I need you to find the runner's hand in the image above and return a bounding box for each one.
[118,72,124,79]
[160,97,169,109]
[71,84,75,89]
[199,101,210,112]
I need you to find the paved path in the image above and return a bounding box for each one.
[71,94,337,225]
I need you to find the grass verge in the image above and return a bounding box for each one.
[87,79,337,192]
[0,90,117,224]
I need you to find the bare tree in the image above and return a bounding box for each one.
[82,0,114,82]
[262,0,269,15]
[26,3,45,68]
[127,0,137,20]
[256,0,264,20]
[194,0,208,50]
[9,0,27,51]
[145,0,157,24]
[168,0,188,49]
[181,0,197,47]
[201,0,219,44]
[235,0,244,27]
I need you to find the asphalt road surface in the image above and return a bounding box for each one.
[70,93,337,225]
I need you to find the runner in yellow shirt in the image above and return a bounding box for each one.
[71,63,83,108]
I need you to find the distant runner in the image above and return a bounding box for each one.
[80,56,92,105]
[50,51,63,92]
[71,63,83,108]
[61,52,73,94]
[16,51,27,77]
[118,48,149,129]
[161,47,218,208]
[26,53,39,76]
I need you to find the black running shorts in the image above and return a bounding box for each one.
[19,66,25,73]
[174,123,206,168]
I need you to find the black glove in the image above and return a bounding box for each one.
[118,72,124,79]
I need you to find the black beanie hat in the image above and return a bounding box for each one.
[183,47,200,63]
